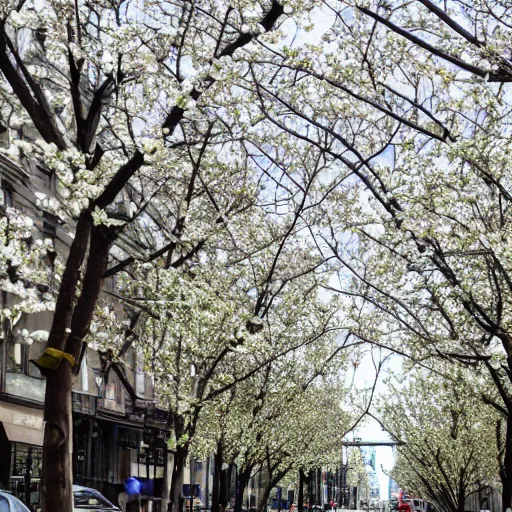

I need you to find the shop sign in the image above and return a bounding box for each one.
[12,412,43,430]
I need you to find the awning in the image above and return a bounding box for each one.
[0,401,44,446]
[3,422,43,445]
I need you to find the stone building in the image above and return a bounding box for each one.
[0,133,172,510]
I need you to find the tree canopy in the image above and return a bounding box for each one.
[2,0,512,510]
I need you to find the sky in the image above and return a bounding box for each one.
[346,350,403,501]
[356,419,396,501]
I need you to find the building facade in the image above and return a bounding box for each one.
[0,143,172,510]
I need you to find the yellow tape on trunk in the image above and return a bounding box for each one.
[33,347,76,370]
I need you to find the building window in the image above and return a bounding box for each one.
[0,121,8,148]
[6,328,45,379]
[6,340,28,374]
[105,381,116,401]
[0,178,13,208]
[135,348,145,397]
[10,444,42,478]
[27,341,44,379]
[99,375,125,414]
[80,350,89,392]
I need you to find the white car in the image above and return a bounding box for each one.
[0,486,120,512]
[0,491,31,512]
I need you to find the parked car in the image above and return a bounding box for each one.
[0,491,31,512]
[1,485,119,512]
[73,485,120,511]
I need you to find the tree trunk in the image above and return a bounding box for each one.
[257,484,273,512]
[235,466,252,512]
[314,469,320,507]
[308,471,314,511]
[40,364,74,512]
[502,415,512,512]
[457,470,465,512]
[212,442,223,512]
[161,447,171,510]
[170,446,188,512]
[257,471,290,512]
[216,465,228,509]
[298,469,305,512]
[222,466,231,507]
[41,220,112,512]
[228,463,238,507]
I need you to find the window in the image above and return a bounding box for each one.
[41,212,57,238]
[6,328,46,379]
[0,178,13,208]
[6,340,28,374]
[10,444,42,478]
[135,348,145,396]
[80,350,88,392]
[27,341,44,378]
[73,489,114,509]
[99,375,124,413]
[105,382,116,401]
[0,121,8,149]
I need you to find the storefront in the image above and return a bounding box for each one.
[0,401,43,508]
[72,392,171,508]
[0,391,171,510]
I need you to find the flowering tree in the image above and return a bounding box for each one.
[196,336,383,512]
[324,1,512,505]
[129,263,347,511]
[0,202,57,328]
[206,369,351,512]
[0,0,345,509]
[5,1,511,510]
[237,0,512,507]
[381,370,499,512]
[187,311,355,508]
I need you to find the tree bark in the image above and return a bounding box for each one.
[162,447,171,510]
[170,446,188,512]
[212,442,223,512]
[317,469,321,506]
[40,363,74,512]
[457,469,466,512]
[41,222,113,512]
[223,464,234,508]
[501,415,512,512]
[256,484,273,512]
[219,468,228,508]
[234,465,252,512]
[308,471,314,511]
[256,471,290,512]
[298,469,305,512]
